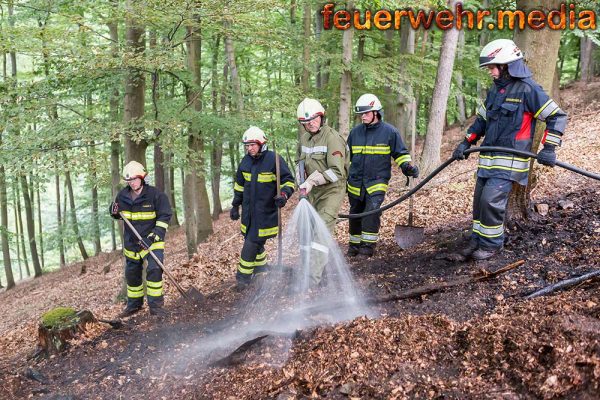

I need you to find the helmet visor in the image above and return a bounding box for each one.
[354,105,374,114]
[298,113,321,124]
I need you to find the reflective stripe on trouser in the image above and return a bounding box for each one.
[236,238,267,284]
[308,183,346,285]
[124,249,164,309]
[471,177,513,249]
[348,193,385,249]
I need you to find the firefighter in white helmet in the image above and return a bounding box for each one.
[452,38,567,260]
[110,160,172,318]
[296,98,349,286]
[230,126,295,290]
[347,93,418,258]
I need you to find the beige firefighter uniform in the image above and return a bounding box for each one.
[298,124,349,284]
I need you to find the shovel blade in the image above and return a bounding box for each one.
[185,287,205,305]
[394,225,425,250]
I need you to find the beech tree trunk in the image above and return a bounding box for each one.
[123,0,147,164]
[338,0,354,138]
[510,0,563,220]
[14,182,29,277]
[55,168,65,268]
[64,166,89,261]
[0,152,14,289]
[580,35,594,83]
[397,23,417,145]
[20,175,42,277]
[420,0,460,176]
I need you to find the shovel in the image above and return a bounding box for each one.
[394,177,425,249]
[394,124,425,249]
[119,212,204,305]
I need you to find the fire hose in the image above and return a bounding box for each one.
[338,146,600,220]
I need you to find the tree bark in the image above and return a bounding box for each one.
[108,3,122,251]
[455,29,467,127]
[397,23,417,145]
[0,153,14,289]
[123,0,147,164]
[64,165,89,260]
[211,34,223,220]
[55,168,65,268]
[89,142,101,256]
[186,20,213,247]
[420,0,460,176]
[36,180,44,269]
[14,182,29,277]
[510,0,562,220]
[580,35,594,83]
[338,0,354,139]
[20,175,42,277]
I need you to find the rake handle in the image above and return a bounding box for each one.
[119,212,189,299]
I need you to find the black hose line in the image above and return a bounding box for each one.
[338,146,600,220]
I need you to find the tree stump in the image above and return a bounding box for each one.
[37,308,96,355]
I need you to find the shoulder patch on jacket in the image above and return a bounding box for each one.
[332,151,343,157]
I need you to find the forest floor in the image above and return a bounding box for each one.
[1,81,600,400]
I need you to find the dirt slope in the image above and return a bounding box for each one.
[1,80,599,400]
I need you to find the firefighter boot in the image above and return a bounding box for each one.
[459,239,479,258]
[358,244,375,258]
[149,306,169,318]
[118,305,142,319]
[347,244,360,257]
[472,247,502,261]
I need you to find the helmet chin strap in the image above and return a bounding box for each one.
[362,111,377,126]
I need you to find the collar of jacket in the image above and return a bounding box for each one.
[493,76,513,89]
[364,120,382,130]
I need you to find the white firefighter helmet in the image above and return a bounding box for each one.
[354,93,383,114]
[242,126,267,146]
[479,39,523,67]
[297,98,325,122]
[122,160,147,181]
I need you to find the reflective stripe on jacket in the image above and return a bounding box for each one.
[114,184,172,255]
[232,150,295,241]
[466,77,567,186]
[347,121,410,199]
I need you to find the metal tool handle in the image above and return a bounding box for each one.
[274,142,283,266]
[119,212,189,298]
[298,160,307,199]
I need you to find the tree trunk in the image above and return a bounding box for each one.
[420,0,460,176]
[108,4,121,251]
[580,35,594,83]
[182,163,197,257]
[338,0,354,139]
[55,168,66,268]
[87,137,101,257]
[163,152,179,227]
[397,22,417,145]
[64,166,89,260]
[455,29,467,127]
[0,154,14,289]
[15,182,29,277]
[211,34,223,220]
[123,0,147,164]
[20,175,42,277]
[36,180,44,269]
[186,20,213,246]
[510,0,563,219]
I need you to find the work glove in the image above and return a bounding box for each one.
[452,140,471,160]
[400,162,419,178]
[109,202,121,220]
[139,232,160,251]
[274,192,288,208]
[299,170,327,195]
[230,205,240,221]
[537,144,557,167]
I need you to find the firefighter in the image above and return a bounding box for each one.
[230,126,295,290]
[453,38,567,260]
[296,98,349,285]
[347,93,419,258]
[110,161,173,318]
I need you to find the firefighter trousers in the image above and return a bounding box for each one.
[308,183,346,285]
[348,193,385,249]
[236,238,267,284]
[125,249,164,310]
[471,177,513,250]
